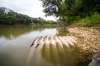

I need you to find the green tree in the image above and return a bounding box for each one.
[41,0,100,25]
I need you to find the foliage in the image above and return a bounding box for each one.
[41,0,100,16]
[41,0,100,26]
[0,7,56,25]
[75,13,100,26]
[0,7,33,24]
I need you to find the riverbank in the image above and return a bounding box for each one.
[66,27,100,65]
[68,27,100,52]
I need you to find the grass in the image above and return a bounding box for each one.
[73,13,100,27]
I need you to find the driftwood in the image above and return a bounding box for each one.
[30,36,77,48]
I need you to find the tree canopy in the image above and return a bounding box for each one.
[41,0,100,18]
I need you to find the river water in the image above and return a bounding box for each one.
[0,25,89,66]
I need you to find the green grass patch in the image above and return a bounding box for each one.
[75,13,100,27]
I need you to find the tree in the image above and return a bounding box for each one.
[41,0,100,25]
[40,0,79,25]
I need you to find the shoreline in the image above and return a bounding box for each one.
[67,27,100,53]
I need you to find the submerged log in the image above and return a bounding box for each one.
[30,35,77,48]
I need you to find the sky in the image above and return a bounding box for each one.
[0,0,56,21]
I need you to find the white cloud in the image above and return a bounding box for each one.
[0,0,56,21]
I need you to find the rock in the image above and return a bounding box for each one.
[89,52,100,66]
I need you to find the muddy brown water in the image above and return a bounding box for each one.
[0,25,93,66]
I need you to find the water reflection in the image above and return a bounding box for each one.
[41,44,81,66]
[57,27,69,36]
[0,25,68,39]
[28,35,82,66]
[0,26,58,66]
[0,25,89,66]
[0,25,43,39]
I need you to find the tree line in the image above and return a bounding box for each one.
[0,7,55,25]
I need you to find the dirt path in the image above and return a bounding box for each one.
[68,27,100,53]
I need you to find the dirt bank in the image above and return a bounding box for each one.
[68,27,100,53]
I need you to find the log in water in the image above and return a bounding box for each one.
[30,36,77,48]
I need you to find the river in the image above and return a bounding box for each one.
[0,25,92,66]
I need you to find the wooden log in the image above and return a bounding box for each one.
[31,35,77,48]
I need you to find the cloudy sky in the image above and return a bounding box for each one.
[0,0,56,21]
